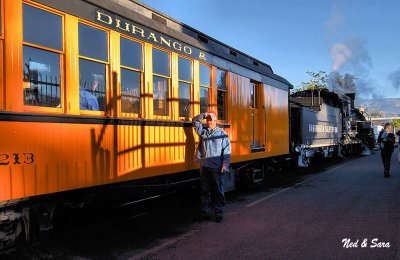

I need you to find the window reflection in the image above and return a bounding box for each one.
[179,82,190,118]
[121,68,140,114]
[153,76,169,116]
[178,57,192,118]
[200,87,209,114]
[152,48,170,116]
[200,64,211,113]
[79,59,106,111]
[23,4,62,51]
[217,69,227,120]
[120,37,142,70]
[79,23,107,61]
[23,46,61,107]
[152,48,169,76]
[178,57,191,82]
[216,69,226,90]
[217,90,226,120]
[0,0,2,35]
[200,64,210,86]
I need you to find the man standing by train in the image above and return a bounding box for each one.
[193,111,231,222]
[378,123,396,177]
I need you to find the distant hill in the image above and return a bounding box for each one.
[355,98,400,117]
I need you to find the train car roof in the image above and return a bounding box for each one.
[79,0,293,89]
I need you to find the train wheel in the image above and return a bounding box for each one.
[0,210,27,253]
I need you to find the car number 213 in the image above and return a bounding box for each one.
[0,153,35,165]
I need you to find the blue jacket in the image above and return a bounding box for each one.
[193,113,231,170]
[80,87,100,110]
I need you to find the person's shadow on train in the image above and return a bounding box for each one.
[183,123,195,167]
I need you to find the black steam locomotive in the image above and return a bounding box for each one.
[290,88,374,167]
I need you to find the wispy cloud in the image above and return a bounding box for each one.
[325,3,345,37]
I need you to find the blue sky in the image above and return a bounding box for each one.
[139,0,400,99]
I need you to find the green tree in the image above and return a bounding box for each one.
[293,71,328,93]
[391,118,400,128]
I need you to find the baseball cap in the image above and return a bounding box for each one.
[205,111,217,120]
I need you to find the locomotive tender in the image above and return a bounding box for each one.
[0,0,371,251]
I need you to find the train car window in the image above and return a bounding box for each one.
[199,64,211,114]
[178,57,192,82]
[79,59,106,111]
[120,37,142,70]
[121,68,141,114]
[23,4,62,51]
[22,46,61,107]
[216,69,227,90]
[78,23,107,62]
[152,48,170,76]
[216,69,227,120]
[178,57,192,118]
[152,48,170,116]
[22,4,62,108]
[0,0,2,37]
[250,82,258,109]
[120,37,143,114]
[78,23,108,111]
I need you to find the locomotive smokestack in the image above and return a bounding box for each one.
[345,93,356,109]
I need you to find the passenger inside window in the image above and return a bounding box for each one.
[80,74,101,110]
[79,59,106,111]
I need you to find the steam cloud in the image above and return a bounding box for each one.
[328,38,380,98]
[330,44,352,71]
[330,38,372,76]
[388,68,400,90]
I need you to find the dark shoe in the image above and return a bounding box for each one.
[384,172,390,177]
[215,215,224,223]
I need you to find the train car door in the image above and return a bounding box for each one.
[250,82,261,149]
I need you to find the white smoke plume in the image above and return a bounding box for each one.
[330,44,352,71]
[388,68,400,90]
[330,38,372,76]
[328,38,378,98]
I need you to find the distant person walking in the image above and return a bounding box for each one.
[397,130,400,165]
[377,123,396,177]
[192,111,231,222]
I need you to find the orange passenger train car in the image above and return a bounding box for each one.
[0,0,292,250]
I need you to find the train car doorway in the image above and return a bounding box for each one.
[250,82,261,149]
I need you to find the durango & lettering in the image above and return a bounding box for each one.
[96,11,204,60]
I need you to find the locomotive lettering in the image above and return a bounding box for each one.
[308,124,338,133]
[0,153,35,166]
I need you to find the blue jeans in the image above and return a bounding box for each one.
[200,167,225,218]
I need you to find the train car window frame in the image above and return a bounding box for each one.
[199,63,211,114]
[22,3,64,112]
[250,82,259,109]
[120,36,143,117]
[152,47,171,118]
[216,68,227,120]
[0,0,3,39]
[78,21,109,114]
[178,56,193,119]
[0,0,3,109]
